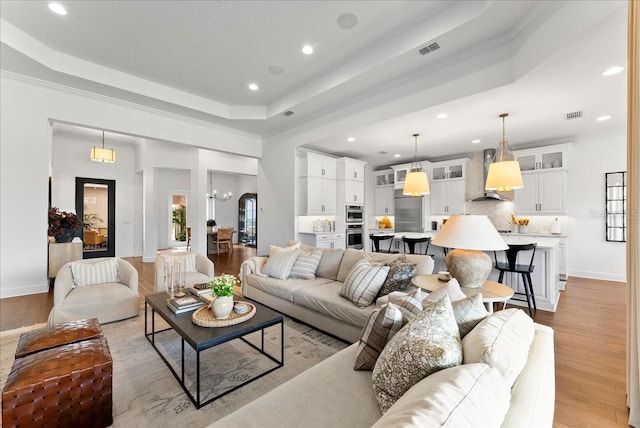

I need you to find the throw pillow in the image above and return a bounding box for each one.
[462,308,535,387]
[286,240,316,252]
[288,249,323,280]
[451,293,488,338]
[70,258,119,287]
[354,290,424,371]
[423,278,466,303]
[269,242,301,257]
[372,295,463,413]
[341,259,390,308]
[370,364,511,428]
[161,253,197,273]
[262,249,300,280]
[336,248,366,282]
[378,260,417,297]
[315,248,345,280]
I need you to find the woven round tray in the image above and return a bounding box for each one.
[192,301,256,327]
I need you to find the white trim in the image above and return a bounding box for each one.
[569,270,626,283]
[0,283,49,299]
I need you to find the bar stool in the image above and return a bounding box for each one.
[369,234,395,253]
[401,236,431,255]
[494,243,537,316]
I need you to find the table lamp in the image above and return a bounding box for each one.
[431,215,508,288]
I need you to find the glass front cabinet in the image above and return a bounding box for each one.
[605,171,626,242]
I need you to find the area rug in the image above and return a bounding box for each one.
[0,311,348,427]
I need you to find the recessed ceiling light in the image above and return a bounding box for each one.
[248,83,259,91]
[596,115,611,121]
[302,45,314,55]
[337,13,358,30]
[602,66,624,76]
[471,139,481,144]
[48,3,67,15]
[437,113,448,119]
[347,137,356,142]
[394,154,401,158]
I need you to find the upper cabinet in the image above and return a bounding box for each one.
[297,151,337,215]
[514,144,569,173]
[431,159,466,182]
[374,169,394,215]
[338,158,365,182]
[337,158,367,205]
[513,144,570,215]
[298,151,337,179]
[374,169,395,187]
[391,161,430,190]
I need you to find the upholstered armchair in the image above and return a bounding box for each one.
[48,257,139,325]
[154,251,215,293]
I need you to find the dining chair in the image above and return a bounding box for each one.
[215,227,234,255]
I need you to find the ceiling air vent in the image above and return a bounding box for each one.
[283,110,295,117]
[566,111,583,120]
[419,42,440,55]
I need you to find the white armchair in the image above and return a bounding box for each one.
[48,257,139,325]
[155,251,215,293]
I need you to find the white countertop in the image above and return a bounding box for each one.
[501,235,562,249]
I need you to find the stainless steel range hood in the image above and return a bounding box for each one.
[471,149,509,201]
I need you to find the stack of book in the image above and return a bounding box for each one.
[167,295,205,314]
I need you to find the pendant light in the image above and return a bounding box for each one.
[485,113,523,192]
[90,131,116,163]
[403,133,430,196]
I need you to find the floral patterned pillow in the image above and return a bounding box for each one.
[378,260,417,297]
[372,295,463,413]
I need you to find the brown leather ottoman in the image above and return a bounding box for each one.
[2,319,113,428]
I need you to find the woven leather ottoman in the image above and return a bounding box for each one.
[2,319,113,428]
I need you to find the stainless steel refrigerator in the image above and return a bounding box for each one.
[394,189,423,232]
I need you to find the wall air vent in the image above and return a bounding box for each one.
[283,110,295,117]
[419,42,440,55]
[378,151,388,155]
[566,111,583,120]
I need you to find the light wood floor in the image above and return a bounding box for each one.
[0,247,629,427]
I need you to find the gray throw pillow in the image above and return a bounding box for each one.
[315,248,345,280]
[378,260,417,297]
[262,249,300,280]
[451,293,488,338]
[372,295,463,413]
[340,259,390,308]
[289,250,323,280]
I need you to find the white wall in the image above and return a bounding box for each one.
[566,132,626,281]
[0,74,260,298]
[51,133,140,258]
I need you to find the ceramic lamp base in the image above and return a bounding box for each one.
[444,249,491,288]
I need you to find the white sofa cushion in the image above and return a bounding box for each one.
[161,253,197,273]
[371,363,511,428]
[462,308,535,387]
[341,259,390,308]
[247,274,332,302]
[316,248,345,280]
[289,249,323,280]
[69,258,119,287]
[372,295,463,412]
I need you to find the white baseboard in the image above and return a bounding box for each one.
[569,270,626,283]
[0,282,49,299]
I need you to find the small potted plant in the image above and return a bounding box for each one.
[206,219,216,233]
[207,274,237,319]
[48,207,82,243]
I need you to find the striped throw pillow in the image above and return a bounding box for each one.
[341,259,390,308]
[70,259,119,287]
[263,249,300,280]
[161,253,197,273]
[289,250,323,280]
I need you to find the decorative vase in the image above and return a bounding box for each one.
[55,229,76,243]
[211,295,234,319]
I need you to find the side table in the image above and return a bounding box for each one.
[411,275,514,313]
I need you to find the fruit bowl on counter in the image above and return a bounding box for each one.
[378,216,393,229]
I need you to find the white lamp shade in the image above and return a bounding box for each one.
[485,161,523,191]
[402,171,430,196]
[432,215,508,251]
[90,147,116,163]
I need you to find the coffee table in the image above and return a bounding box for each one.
[411,275,514,313]
[145,293,284,408]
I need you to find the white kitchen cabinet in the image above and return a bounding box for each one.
[375,185,394,215]
[338,158,365,182]
[374,169,394,187]
[344,180,365,204]
[431,159,466,181]
[391,161,430,190]
[514,171,566,214]
[298,177,337,215]
[298,151,337,179]
[299,232,345,249]
[559,239,568,280]
[514,144,569,172]
[430,180,465,215]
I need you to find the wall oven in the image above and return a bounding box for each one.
[346,205,364,223]
[346,224,364,249]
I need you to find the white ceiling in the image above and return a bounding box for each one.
[0,0,628,168]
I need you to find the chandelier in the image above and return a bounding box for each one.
[90,131,116,163]
[208,190,233,202]
[402,133,430,196]
[485,113,523,192]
